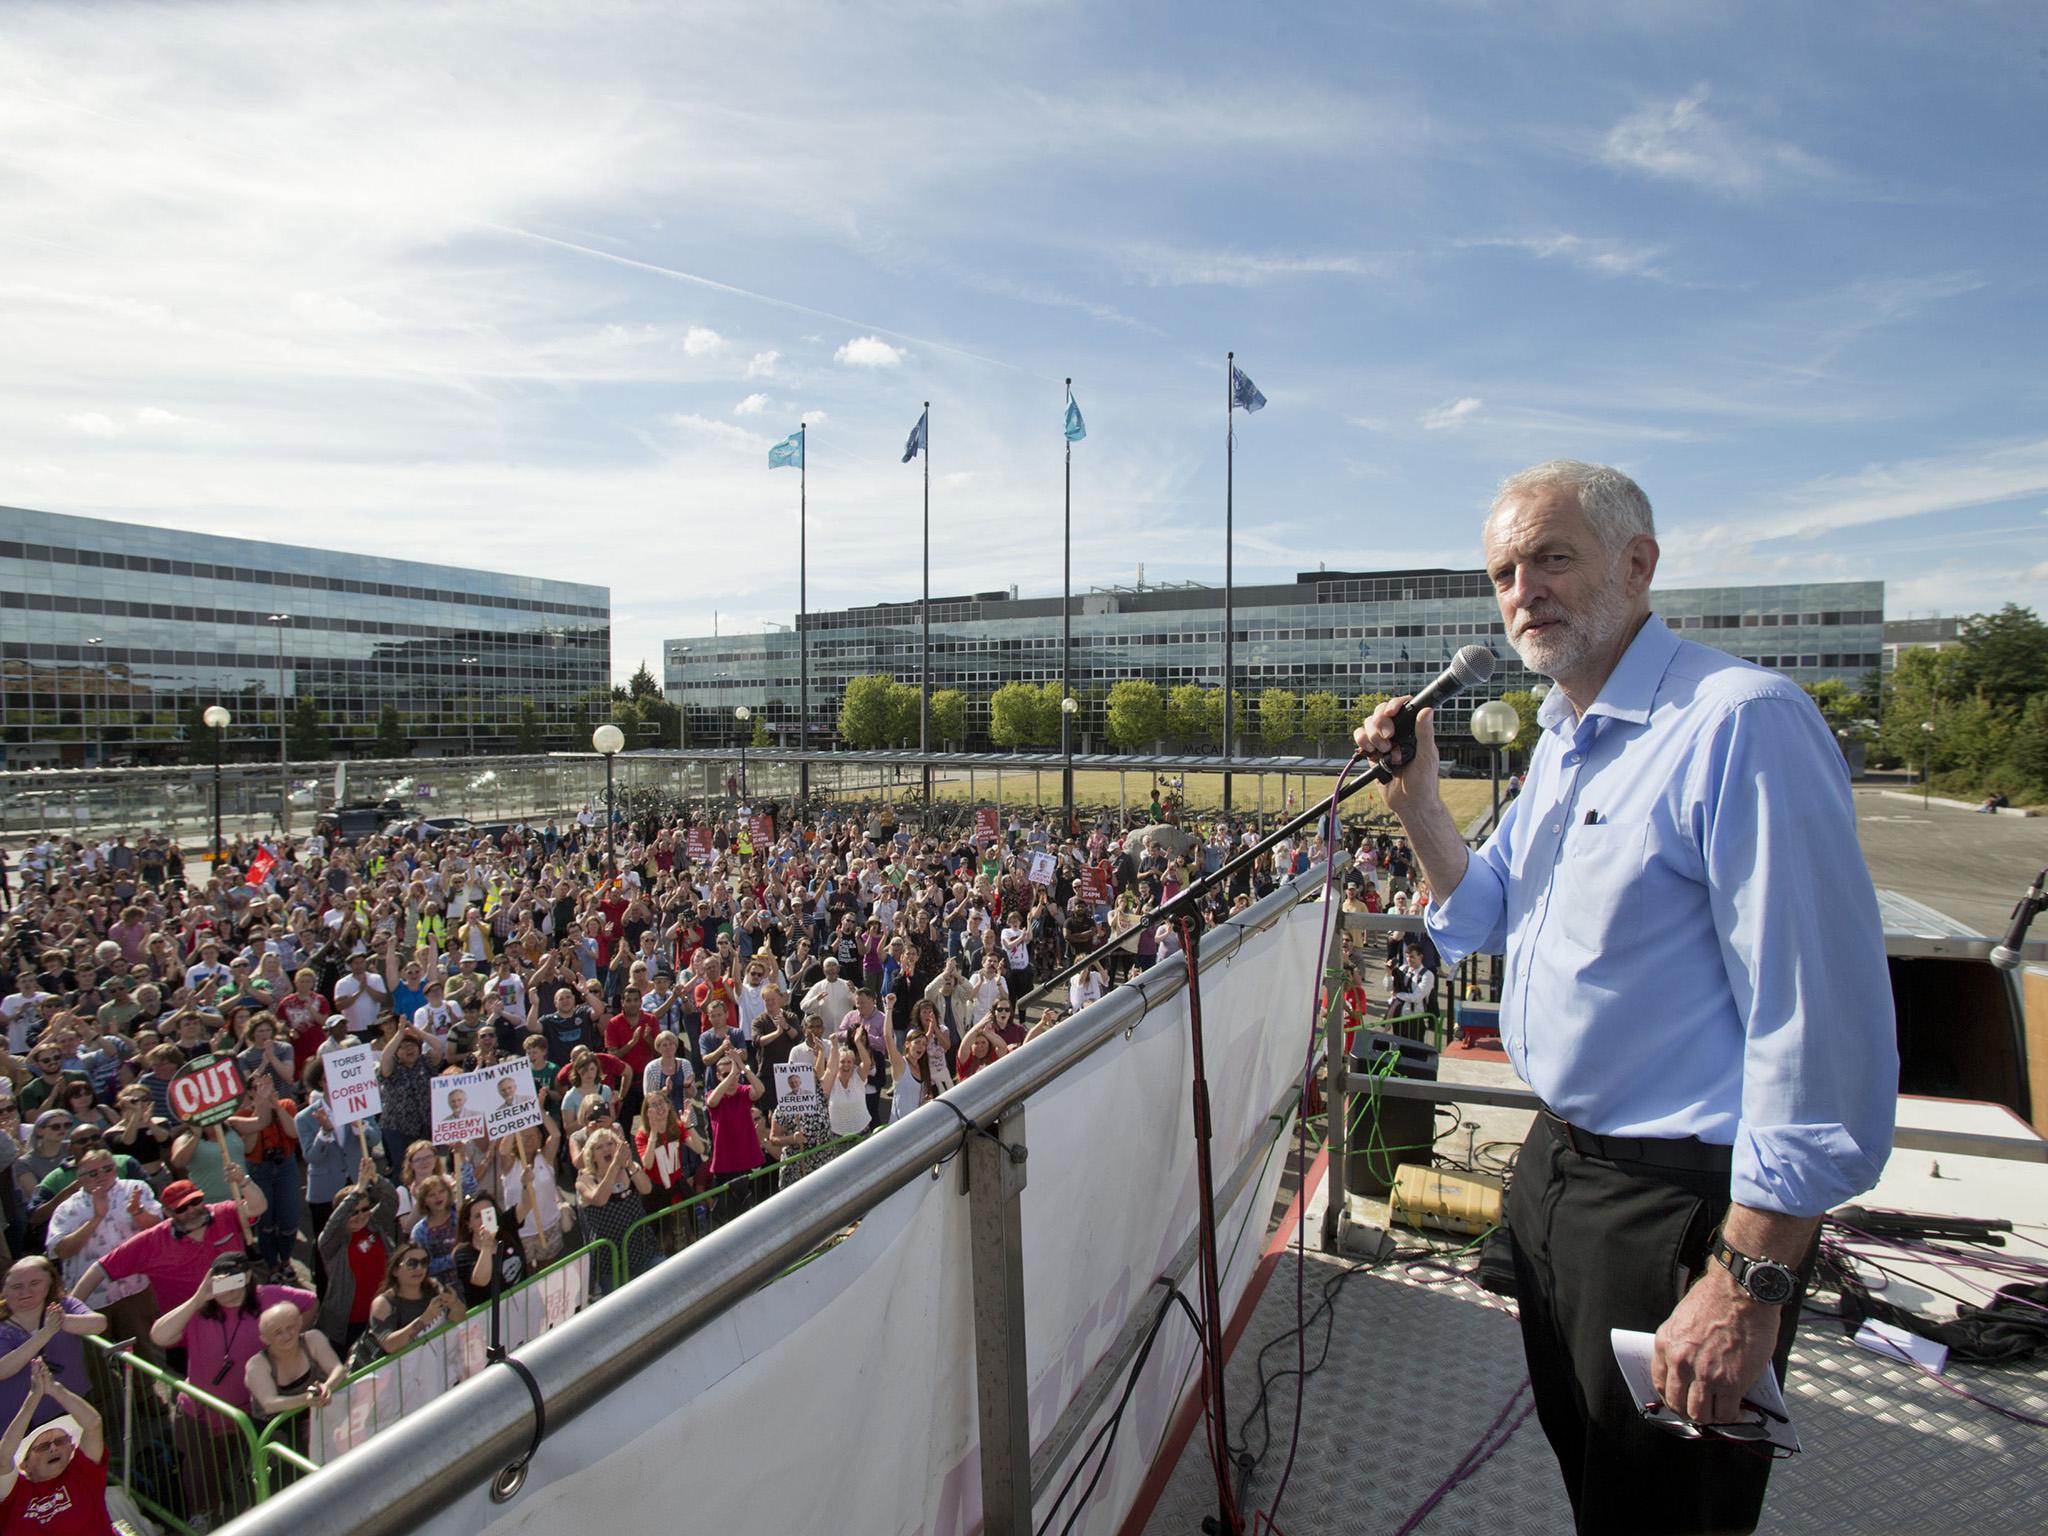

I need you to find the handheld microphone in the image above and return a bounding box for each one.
[1989,867,2047,972]
[1365,646,1497,769]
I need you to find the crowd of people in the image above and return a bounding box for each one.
[0,788,1425,1530]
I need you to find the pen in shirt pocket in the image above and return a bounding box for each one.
[1583,810,1601,825]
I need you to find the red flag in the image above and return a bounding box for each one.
[245,846,276,887]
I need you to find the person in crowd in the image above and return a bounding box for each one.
[244,1299,345,1424]
[225,1071,300,1282]
[0,1359,114,1536]
[44,1148,160,1354]
[71,1174,266,1320]
[363,1242,466,1361]
[312,1151,397,1358]
[573,1124,654,1287]
[634,1090,705,1239]
[149,1251,314,1527]
[450,1192,529,1309]
[0,1257,106,1433]
[406,1172,460,1285]
[703,1051,765,1226]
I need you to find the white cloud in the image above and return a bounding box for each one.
[60,412,123,437]
[1115,244,1392,288]
[681,326,723,356]
[744,350,780,379]
[834,335,904,368]
[134,406,185,426]
[670,413,768,451]
[1601,86,1836,195]
[1420,396,1483,431]
[1456,234,1671,282]
[733,393,771,416]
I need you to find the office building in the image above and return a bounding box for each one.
[0,506,610,764]
[664,568,1884,752]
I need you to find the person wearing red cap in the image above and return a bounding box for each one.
[66,1175,267,1325]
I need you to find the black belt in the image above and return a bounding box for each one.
[1541,1110,1733,1174]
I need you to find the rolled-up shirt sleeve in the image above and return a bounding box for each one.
[1695,695,1897,1216]
[1425,791,1522,965]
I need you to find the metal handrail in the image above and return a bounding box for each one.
[220,860,1336,1536]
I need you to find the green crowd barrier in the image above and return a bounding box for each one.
[86,1333,267,1536]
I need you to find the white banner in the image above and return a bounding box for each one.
[432,1058,541,1146]
[324,1043,381,1129]
[309,1253,591,1465]
[404,901,1327,1536]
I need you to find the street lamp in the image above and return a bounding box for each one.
[1921,720,1936,808]
[268,614,291,836]
[734,706,752,800]
[592,723,625,874]
[1470,699,1520,830]
[461,656,480,758]
[1061,695,1079,834]
[83,637,105,766]
[203,705,231,865]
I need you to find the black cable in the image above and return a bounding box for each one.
[1036,1284,1220,1536]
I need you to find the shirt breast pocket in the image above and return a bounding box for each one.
[1555,820,1650,952]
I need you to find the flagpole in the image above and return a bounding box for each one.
[1062,379,1075,836]
[799,422,809,803]
[1223,353,1235,815]
[921,401,932,808]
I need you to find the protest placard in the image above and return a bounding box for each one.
[1028,851,1056,887]
[324,1042,381,1128]
[430,1057,542,1146]
[973,807,998,844]
[1078,867,1109,906]
[773,1061,819,1118]
[685,827,713,863]
[168,1054,244,1128]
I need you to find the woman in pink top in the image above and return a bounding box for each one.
[703,1051,765,1228]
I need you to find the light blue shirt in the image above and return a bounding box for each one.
[1426,615,1896,1218]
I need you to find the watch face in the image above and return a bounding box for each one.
[1747,1261,1798,1306]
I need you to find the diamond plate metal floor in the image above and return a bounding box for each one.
[1144,1244,2048,1536]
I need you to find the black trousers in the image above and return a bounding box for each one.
[1507,1115,1809,1536]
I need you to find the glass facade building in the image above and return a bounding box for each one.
[666,569,1883,751]
[0,506,610,765]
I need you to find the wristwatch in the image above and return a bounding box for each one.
[1710,1235,1799,1305]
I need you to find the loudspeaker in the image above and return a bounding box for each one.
[1350,1031,1439,1082]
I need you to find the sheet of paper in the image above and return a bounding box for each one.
[1611,1328,1800,1454]
[1853,1318,1949,1374]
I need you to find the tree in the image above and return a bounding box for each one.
[2003,693,2048,799]
[1497,691,1543,755]
[286,699,328,761]
[988,681,1044,749]
[931,689,966,748]
[1351,692,1392,730]
[751,714,773,748]
[1166,684,1211,749]
[838,675,899,749]
[1300,691,1346,754]
[627,661,662,702]
[1800,679,1862,733]
[372,705,409,758]
[1256,688,1300,753]
[513,702,545,754]
[1958,605,2048,714]
[1877,648,1967,767]
[1106,680,1165,751]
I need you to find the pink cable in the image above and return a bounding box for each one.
[1257,748,1366,1529]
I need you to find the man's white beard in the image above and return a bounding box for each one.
[1509,561,1635,685]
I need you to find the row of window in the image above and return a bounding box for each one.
[0,592,606,652]
[0,540,605,619]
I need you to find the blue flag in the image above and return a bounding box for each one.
[902,409,928,463]
[1064,390,1087,443]
[767,430,803,469]
[1231,364,1266,413]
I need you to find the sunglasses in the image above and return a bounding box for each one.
[398,1257,428,1270]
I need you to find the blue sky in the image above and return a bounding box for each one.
[4,0,2044,682]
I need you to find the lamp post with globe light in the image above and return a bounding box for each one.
[592,723,624,874]
[1922,720,1936,808]
[203,705,232,865]
[1061,696,1079,833]
[1470,699,1521,830]
[734,706,752,801]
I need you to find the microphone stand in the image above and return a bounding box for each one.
[1019,754,1396,1014]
